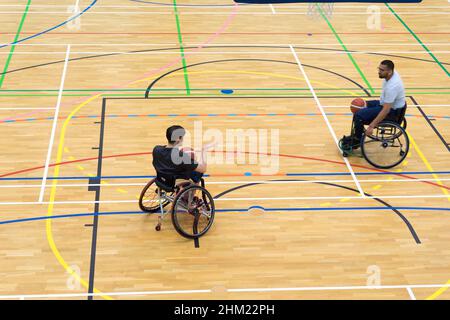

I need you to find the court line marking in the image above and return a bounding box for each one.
[1,283,449,299]
[4,51,450,54]
[43,94,112,300]
[2,112,450,125]
[289,45,365,198]
[4,43,450,46]
[2,171,450,181]
[1,11,449,15]
[386,3,450,77]
[2,195,449,206]
[317,4,374,95]
[2,207,450,227]
[407,287,416,300]
[0,108,56,110]
[1,4,449,8]
[33,3,238,300]
[0,51,442,304]
[0,0,98,50]
[269,4,276,14]
[0,0,31,88]
[172,0,190,95]
[323,104,450,108]
[39,45,71,203]
[3,178,450,188]
[31,1,233,298]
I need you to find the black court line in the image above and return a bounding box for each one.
[214,179,421,244]
[111,96,365,100]
[104,95,420,244]
[3,45,448,79]
[409,96,450,152]
[87,97,107,300]
[85,61,385,296]
[144,58,371,98]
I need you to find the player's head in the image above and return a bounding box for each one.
[378,60,394,79]
[166,125,186,146]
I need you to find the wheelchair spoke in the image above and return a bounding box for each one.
[171,185,215,239]
[362,121,409,169]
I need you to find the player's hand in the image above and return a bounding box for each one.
[366,125,374,136]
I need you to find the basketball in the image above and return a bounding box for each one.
[180,147,195,160]
[350,98,366,114]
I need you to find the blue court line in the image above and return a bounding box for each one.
[2,113,450,125]
[1,171,450,181]
[1,206,449,226]
[0,0,98,50]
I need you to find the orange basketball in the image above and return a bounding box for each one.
[350,98,366,114]
[180,147,195,160]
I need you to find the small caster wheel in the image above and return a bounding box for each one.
[343,151,348,157]
[155,224,161,231]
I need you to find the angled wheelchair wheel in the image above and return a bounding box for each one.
[361,121,409,169]
[401,117,407,130]
[139,178,173,213]
[171,185,215,239]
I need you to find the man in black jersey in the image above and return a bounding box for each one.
[152,125,207,185]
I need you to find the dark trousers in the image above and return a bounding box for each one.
[189,171,204,183]
[353,100,405,141]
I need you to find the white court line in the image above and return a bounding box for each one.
[2,178,450,189]
[38,45,71,203]
[0,108,56,110]
[3,51,450,54]
[1,194,449,206]
[1,283,449,299]
[406,287,417,300]
[215,195,450,201]
[323,105,450,108]
[289,45,365,198]
[269,4,276,14]
[3,43,450,46]
[1,5,448,8]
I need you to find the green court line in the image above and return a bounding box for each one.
[317,4,375,95]
[0,0,32,89]
[386,3,449,77]
[173,0,191,95]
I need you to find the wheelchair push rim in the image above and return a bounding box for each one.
[139,178,173,213]
[171,185,215,239]
[361,121,409,169]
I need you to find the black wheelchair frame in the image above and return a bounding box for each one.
[339,105,409,169]
[139,173,215,239]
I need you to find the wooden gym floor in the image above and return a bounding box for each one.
[0,0,449,300]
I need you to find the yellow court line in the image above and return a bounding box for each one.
[407,133,450,300]
[43,68,446,301]
[45,69,358,300]
[45,94,112,300]
[133,70,361,97]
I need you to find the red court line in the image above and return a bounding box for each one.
[1,151,448,191]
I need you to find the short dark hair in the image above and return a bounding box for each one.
[166,125,185,143]
[381,60,395,71]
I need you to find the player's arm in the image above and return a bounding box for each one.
[194,146,209,173]
[367,102,392,135]
[194,140,217,173]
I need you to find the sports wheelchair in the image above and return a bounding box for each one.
[138,173,215,239]
[339,105,409,169]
